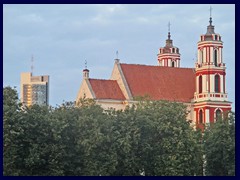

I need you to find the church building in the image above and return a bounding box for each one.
[76,15,232,128]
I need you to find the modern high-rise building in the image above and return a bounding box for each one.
[20,72,49,106]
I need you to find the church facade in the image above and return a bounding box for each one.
[76,16,232,128]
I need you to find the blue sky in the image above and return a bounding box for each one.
[3,4,235,110]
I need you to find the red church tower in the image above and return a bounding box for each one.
[194,13,231,129]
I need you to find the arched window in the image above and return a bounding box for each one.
[216,109,222,121]
[215,75,220,93]
[199,76,202,93]
[172,61,175,67]
[214,49,218,66]
[199,110,203,124]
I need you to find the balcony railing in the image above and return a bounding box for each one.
[194,92,228,101]
[195,62,225,68]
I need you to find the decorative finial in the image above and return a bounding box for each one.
[209,6,213,25]
[116,50,119,59]
[31,55,34,74]
[85,59,87,69]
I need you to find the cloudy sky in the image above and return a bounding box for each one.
[3,4,235,110]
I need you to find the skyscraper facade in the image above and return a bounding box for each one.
[20,72,49,106]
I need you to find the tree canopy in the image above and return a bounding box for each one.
[3,86,235,176]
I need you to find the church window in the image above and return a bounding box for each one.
[216,109,222,121]
[199,110,203,124]
[201,50,204,63]
[215,35,218,40]
[172,61,175,67]
[172,48,175,53]
[215,75,220,93]
[199,76,202,93]
[214,49,218,66]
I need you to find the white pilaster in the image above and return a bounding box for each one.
[205,109,210,123]
[219,48,222,63]
[210,74,214,92]
[220,75,223,93]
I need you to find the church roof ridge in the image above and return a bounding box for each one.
[89,78,116,81]
[119,63,195,70]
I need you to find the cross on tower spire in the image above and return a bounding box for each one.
[85,60,87,69]
[210,6,212,18]
[168,21,171,39]
[209,6,213,25]
[168,21,171,32]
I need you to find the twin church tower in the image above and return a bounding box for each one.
[76,13,232,128]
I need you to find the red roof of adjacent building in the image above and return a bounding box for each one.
[120,64,195,103]
[89,79,126,100]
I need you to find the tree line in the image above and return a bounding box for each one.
[3,86,235,176]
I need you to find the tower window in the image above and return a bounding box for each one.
[201,50,204,63]
[214,49,218,66]
[216,109,222,121]
[215,75,220,93]
[199,76,202,93]
[199,109,203,124]
[172,61,175,67]
[172,48,175,53]
[215,35,218,40]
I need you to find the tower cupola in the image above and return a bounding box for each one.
[157,22,181,67]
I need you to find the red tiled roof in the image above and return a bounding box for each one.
[120,64,195,103]
[89,79,126,100]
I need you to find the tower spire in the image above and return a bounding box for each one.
[209,6,213,25]
[165,21,173,47]
[168,21,171,39]
[206,6,215,34]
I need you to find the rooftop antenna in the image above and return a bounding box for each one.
[31,55,34,74]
